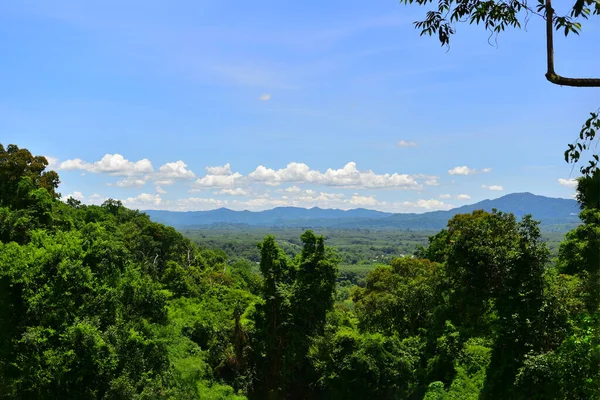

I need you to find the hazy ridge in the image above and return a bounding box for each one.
[145,192,580,232]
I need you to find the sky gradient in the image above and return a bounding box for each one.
[1,1,599,212]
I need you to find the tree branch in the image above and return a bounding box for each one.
[545,0,600,87]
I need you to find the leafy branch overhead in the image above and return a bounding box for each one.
[401,0,600,46]
[565,111,600,175]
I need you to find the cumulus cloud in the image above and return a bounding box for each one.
[44,156,59,169]
[396,199,454,211]
[191,163,244,190]
[448,166,491,176]
[206,163,232,176]
[248,162,421,189]
[64,191,84,201]
[448,166,476,175]
[122,193,163,209]
[217,188,249,196]
[259,93,272,101]
[414,174,440,186]
[315,192,344,201]
[397,140,417,147]
[281,185,302,193]
[57,155,437,193]
[439,194,451,199]
[348,195,378,207]
[58,154,197,187]
[558,178,578,188]
[59,154,153,176]
[115,177,147,188]
[87,194,107,205]
[58,158,87,171]
[482,184,504,191]
[457,194,471,200]
[155,161,195,185]
[156,186,167,194]
[193,173,243,189]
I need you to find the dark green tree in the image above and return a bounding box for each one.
[0,144,60,208]
[252,231,339,399]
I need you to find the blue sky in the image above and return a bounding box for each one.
[1,0,599,212]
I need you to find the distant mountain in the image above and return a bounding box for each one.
[145,207,391,228]
[144,193,581,232]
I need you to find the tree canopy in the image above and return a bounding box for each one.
[1,142,598,399]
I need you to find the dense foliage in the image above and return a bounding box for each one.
[0,143,598,399]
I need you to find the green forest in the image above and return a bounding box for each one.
[1,143,599,399]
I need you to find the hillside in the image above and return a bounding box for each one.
[145,192,581,232]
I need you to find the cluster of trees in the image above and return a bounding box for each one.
[0,144,339,399]
[1,143,599,399]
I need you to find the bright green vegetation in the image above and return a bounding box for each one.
[183,227,566,284]
[182,227,443,264]
[1,143,599,399]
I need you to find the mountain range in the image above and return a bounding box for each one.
[144,193,581,232]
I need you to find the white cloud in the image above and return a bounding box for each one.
[58,154,196,187]
[249,161,421,189]
[192,172,243,189]
[44,156,59,169]
[59,154,154,176]
[115,177,147,188]
[276,187,318,196]
[558,178,578,188]
[281,185,302,193]
[59,158,87,171]
[259,93,272,101]
[457,194,471,200]
[315,192,344,201]
[397,199,454,211]
[448,166,491,176]
[64,191,84,201]
[348,195,378,207]
[155,160,195,185]
[482,184,504,191]
[122,193,163,209]
[448,166,476,175]
[397,140,417,147]
[414,174,439,186]
[191,163,244,189]
[217,188,249,196]
[87,193,106,205]
[206,163,232,176]
[439,194,451,199]
[156,186,167,194]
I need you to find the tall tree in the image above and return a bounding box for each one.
[253,235,296,398]
[428,210,555,398]
[0,144,60,208]
[252,231,339,399]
